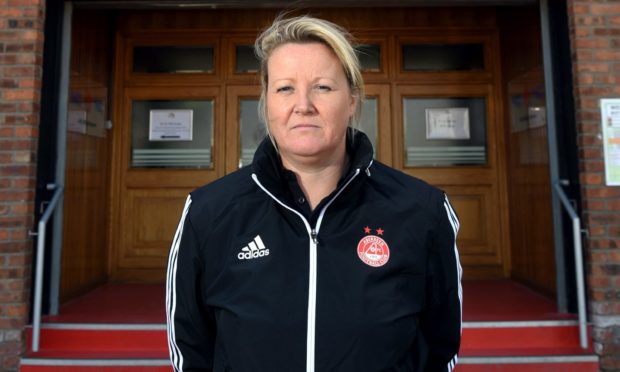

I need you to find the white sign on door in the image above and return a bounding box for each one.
[149,109,193,141]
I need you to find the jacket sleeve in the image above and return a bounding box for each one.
[419,193,463,372]
[166,195,216,371]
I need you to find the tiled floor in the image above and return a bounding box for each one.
[43,279,576,324]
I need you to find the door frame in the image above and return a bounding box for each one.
[49,2,572,308]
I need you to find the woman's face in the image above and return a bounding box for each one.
[266,42,356,165]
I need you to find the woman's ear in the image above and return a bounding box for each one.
[349,92,358,118]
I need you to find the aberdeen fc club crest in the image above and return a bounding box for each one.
[357,226,390,267]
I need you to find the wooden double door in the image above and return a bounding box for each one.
[107,8,512,283]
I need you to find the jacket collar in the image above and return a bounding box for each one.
[251,127,374,196]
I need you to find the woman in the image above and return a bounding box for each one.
[166,15,462,372]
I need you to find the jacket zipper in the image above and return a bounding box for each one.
[251,169,361,372]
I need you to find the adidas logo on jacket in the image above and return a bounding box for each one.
[237,235,269,260]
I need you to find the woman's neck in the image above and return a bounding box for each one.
[281,151,349,211]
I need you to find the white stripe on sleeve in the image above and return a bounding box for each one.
[166,195,192,372]
[443,195,463,372]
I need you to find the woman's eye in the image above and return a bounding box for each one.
[276,86,292,93]
[316,85,332,92]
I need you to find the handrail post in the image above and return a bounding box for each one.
[553,182,588,349]
[31,218,46,352]
[571,205,588,349]
[31,185,64,352]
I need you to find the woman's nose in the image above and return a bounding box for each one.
[294,89,316,115]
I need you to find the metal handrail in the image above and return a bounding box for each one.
[31,184,64,352]
[553,180,588,349]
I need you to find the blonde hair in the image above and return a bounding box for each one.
[254,15,365,139]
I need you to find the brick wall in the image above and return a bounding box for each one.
[0,1,46,370]
[567,1,620,370]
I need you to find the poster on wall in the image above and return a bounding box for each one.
[600,98,620,186]
[149,109,193,141]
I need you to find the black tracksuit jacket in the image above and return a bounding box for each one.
[166,130,462,372]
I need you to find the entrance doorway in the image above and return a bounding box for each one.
[59,5,556,302]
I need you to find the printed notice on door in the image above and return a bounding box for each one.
[425,108,470,140]
[149,109,193,141]
[601,99,620,186]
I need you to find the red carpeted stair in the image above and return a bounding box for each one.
[20,280,599,371]
[22,325,169,371]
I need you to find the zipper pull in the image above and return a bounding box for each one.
[311,229,318,245]
[365,160,373,177]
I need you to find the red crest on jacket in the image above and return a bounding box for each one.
[357,234,390,267]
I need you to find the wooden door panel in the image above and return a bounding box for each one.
[442,185,502,267]
[451,194,489,249]
[61,174,108,299]
[117,189,189,271]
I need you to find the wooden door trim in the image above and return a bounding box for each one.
[491,27,511,277]
[108,30,127,280]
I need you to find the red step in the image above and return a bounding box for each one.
[21,320,598,371]
[462,320,590,351]
[21,324,169,371]
[21,363,171,372]
[25,325,167,353]
[457,361,600,372]
[459,320,598,371]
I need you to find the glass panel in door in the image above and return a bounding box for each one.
[131,100,214,168]
[402,43,484,71]
[235,45,260,73]
[239,98,266,168]
[133,46,215,73]
[402,97,487,167]
[358,97,378,152]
